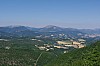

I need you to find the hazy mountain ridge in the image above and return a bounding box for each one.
[80,29,100,34]
[0,25,100,38]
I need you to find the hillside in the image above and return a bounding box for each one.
[0,39,57,66]
[45,41,100,66]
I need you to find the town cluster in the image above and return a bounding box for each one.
[35,39,86,52]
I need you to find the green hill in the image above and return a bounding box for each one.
[45,41,100,66]
[0,39,57,66]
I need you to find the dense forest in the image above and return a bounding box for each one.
[45,41,100,66]
[0,39,58,66]
[0,38,100,66]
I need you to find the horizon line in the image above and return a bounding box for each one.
[0,25,99,29]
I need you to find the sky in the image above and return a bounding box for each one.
[0,0,100,29]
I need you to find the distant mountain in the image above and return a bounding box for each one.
[0,26,40,38]
[80,29,100,34]
[39,25,63,32]
[39,25,83,34]
[0,26,28,33]
[0,25,100,38]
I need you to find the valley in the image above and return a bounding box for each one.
[0,25,100,66]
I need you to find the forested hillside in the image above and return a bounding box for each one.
[0,39,57,66]
[46,41,100,66]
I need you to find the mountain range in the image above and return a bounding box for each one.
[0,25,100,38]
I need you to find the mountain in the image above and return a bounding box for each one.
[80,29,100,34]
[39,25,63,32]
[0,26,40,38]
[0,25,100,39]
[45,41,100,66]
[0,26,28,33]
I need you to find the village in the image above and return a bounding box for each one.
[35,38,86,52]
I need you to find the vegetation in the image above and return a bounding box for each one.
[0,38,100,66]
[45,41,100,66]
[0,39,57,66]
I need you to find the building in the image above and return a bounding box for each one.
[73,41,81,45]
[38,46,46,50]
[78,39,86,44]
[78,44,85,48]
[57,41,72,45]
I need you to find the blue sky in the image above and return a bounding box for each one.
[0,0,100,29]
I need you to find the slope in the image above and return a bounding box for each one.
[45,41,100,66]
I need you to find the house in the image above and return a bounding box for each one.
[78,44,85,48]
[38,46,46,50]
[73,41,81,45]
[46,49,50,51]
[78,39,86,44]
[5,46,10,49]
[31,39,37,40]
[65,45,78,48]
[54,46,61,48]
